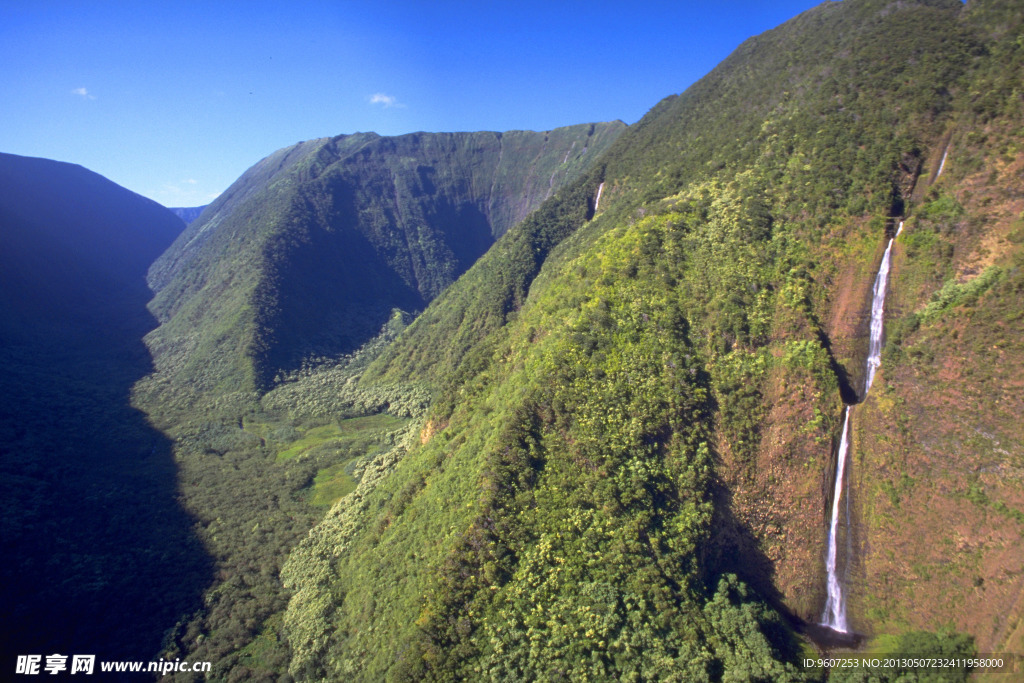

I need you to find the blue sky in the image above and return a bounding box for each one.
[1,1,822,207]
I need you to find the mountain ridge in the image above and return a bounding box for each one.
[137,123,624,405]
[5,0,1024,679]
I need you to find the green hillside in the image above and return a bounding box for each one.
[123,124,623,676]
[280,0,1024,679]
[138,123,624,410]
[7,0,1024,680]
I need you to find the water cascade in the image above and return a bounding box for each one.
[864,230,897,393]
[937,146,949,179]
[822,407,852,632]
[594,182,605,211]
[820,219,902,633]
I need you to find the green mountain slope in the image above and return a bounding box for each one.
[0,153,208,664]
[847,0,1024,656]
[282,0,1024,679]
[139,123,624,408]
[120,124,621,676]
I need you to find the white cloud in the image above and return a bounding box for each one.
[71,87,96,100]
[369,92,404,108]
[185,178,198,185]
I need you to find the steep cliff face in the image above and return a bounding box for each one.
[138,123,624,405]
[281,0,1024,678]
[846,3,1024,650]
[678,0,1024,652]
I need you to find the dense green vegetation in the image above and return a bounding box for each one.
[286,187,836,679]
[280,0,1024,679]
[126,125,623,679]
[133,308,431,680]
[140,123,624,406]
[7,0,1024,680]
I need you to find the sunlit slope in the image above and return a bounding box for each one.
[365,0,975,392]
[283,0,1024,678]
[140,124,623,406]
[847,0,1024,654]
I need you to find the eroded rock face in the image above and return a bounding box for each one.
[846,131,1024,651]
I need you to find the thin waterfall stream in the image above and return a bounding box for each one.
[820,220,902,634]
[822,407,852,632]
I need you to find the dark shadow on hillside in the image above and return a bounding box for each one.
[815,329,859,405]
[255,183,497,391]
[801,622,866,651]
[255,216,428,391]
[0,286,213,671]
[705,477,807,665]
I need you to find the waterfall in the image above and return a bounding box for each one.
[594,182,605,212]
[820,222,900,632]
[936,146,949,179]
[864,235,895,393]
[822,407,852,632]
